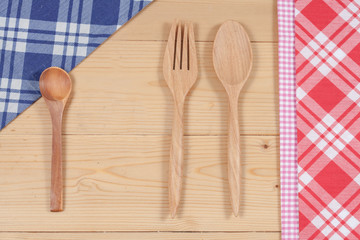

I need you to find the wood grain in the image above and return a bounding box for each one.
[0,42,278,136]
[0,232,281,240]
[0,135,279,231]
[114,0,277,42]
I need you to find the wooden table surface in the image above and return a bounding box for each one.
[0,0,280,239]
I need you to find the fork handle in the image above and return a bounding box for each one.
[169,100,185,218]
[228,97,241,216]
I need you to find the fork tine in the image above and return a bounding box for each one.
[175,21,182,70]
[182,23,189,70]
[188,22,197,71]
[165,20,178,70]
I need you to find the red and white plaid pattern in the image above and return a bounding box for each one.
[296,0,360,239]
[278,0,299,239]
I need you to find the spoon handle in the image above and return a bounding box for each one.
[50,113,63,212]
[169,100,185,218]
[228,98,241,216]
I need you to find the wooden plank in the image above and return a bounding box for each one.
[1,42,278,136]
[0,0,279,237]
[0,232,280,240]
[0,135,280,231]
[116,0,276,42]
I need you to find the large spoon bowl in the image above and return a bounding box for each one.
[213,20,252,89]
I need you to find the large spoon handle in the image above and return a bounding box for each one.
[169,100,185,218]
[228,98,241,216]
[50,113,63,212]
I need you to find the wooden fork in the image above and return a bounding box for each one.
[163,20,198,218]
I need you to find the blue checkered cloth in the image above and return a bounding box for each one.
[0,0,151,129]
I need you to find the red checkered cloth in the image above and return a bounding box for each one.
[278,0,299,239]
[296,0,360,239]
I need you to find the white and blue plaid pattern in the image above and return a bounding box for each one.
[0,0,151,129]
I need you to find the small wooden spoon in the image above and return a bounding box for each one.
[213,21,253,216]
[39,67,72,212]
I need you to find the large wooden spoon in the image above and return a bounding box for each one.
[39,67,72,212]
[213,21,253,216]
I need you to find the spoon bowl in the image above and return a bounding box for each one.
[213,20,252,89]
[213,20,253,216]
[39,67,72,212]
[40,67,72,101]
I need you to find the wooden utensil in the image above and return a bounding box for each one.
[39,67,72,212]
[213,21,253,216]
[163,20,198,217]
